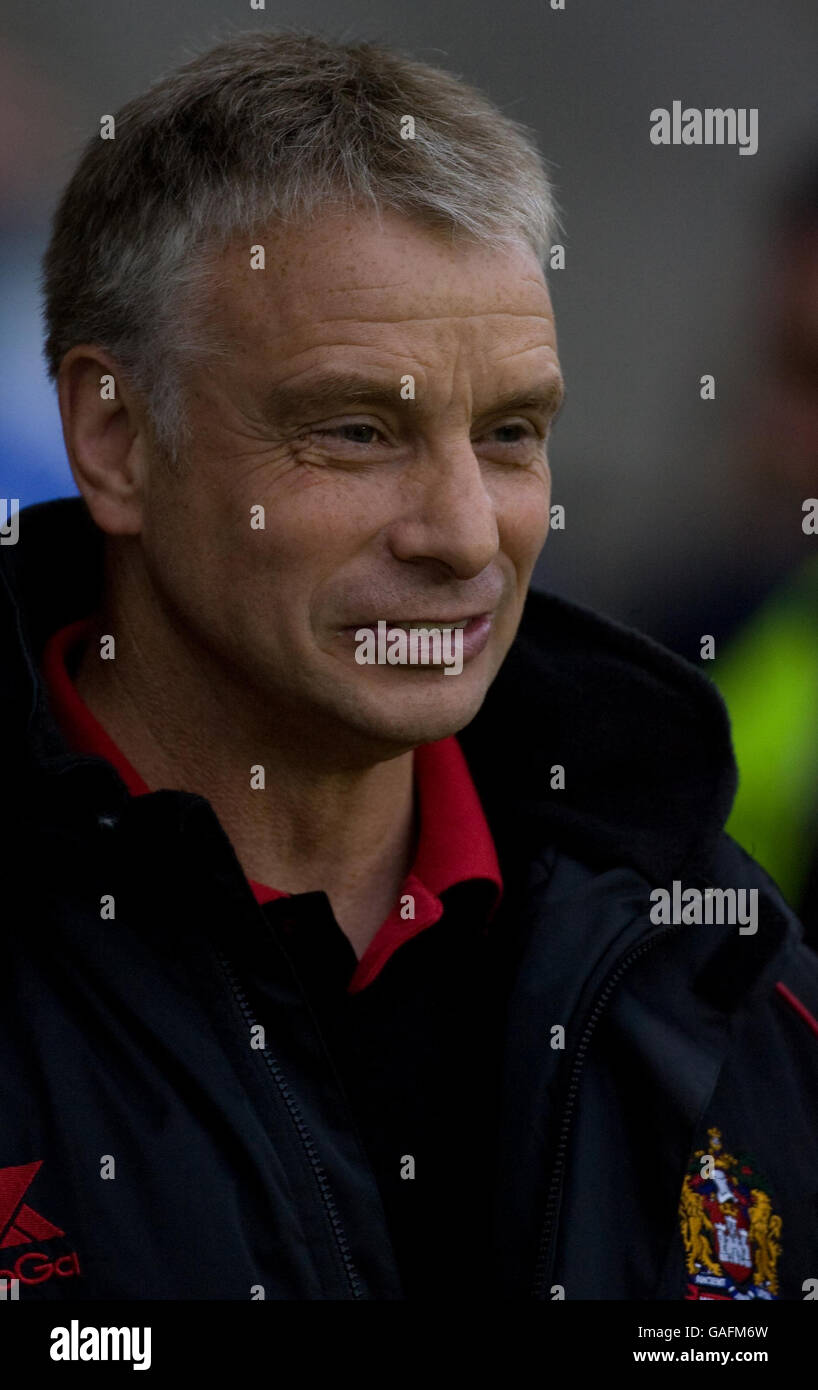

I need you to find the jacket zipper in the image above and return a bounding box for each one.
[531,917,688,1298]
[216,950,365,1300]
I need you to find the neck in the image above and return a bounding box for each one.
[73,587,416,958]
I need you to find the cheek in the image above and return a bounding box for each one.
[498,471,552,565]
[139,483,210,597]
[250,464,391,586]
[140,476,267,637]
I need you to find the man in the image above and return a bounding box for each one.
[1,31,817,1302]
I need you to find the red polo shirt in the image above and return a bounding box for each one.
[41,617,502,994]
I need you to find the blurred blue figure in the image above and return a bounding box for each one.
[1,230,75,504]
[0,49,77,506]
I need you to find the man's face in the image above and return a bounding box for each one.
[136,209,563,760]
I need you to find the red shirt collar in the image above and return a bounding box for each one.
[40,616,503,991]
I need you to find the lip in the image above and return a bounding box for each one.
[343,612,494,665]
[347,611,489,627]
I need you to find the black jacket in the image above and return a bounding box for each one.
[2,496,817,1300]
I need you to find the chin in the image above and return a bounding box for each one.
[339,673,490,752]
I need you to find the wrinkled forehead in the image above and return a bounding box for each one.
[204,208,557,363]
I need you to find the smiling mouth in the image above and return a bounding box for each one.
[337,611,495,671]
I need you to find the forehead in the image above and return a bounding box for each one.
[206,208,557,373]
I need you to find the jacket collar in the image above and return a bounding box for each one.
[1,495,738,884]
[460,583,738,884]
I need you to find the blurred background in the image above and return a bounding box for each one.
[2,0,817,937]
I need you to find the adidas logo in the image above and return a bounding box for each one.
[0,1160,80,1293]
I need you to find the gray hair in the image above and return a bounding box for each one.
[41,29,560,467]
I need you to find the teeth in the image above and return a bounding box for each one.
[386,620,468,630]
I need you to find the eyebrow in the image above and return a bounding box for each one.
[263,371,566,426]
[478,379,567,425]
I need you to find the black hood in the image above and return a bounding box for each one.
[0,495,737,884]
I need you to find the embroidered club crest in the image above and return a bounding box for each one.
[679,1127,782,1300]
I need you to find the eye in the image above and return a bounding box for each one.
[490,423,535,444]
[479,419,546,449]
[316,423,385,445]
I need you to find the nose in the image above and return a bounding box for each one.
[387,440,500,579]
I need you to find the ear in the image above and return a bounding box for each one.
[57,346,154,535]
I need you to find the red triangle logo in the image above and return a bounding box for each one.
[0,1161,64,1248]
